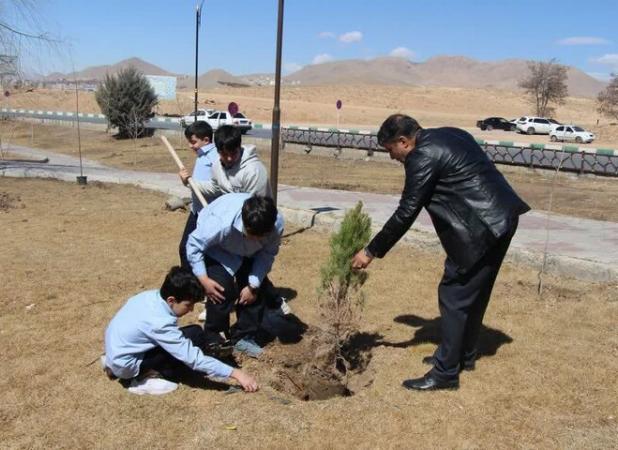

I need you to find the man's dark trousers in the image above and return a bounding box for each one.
[179,212,198,270]
[203,256,266,344]
[431,219,518,381]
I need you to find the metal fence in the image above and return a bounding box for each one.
[281,127,618,177]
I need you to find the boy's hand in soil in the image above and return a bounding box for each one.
[230,369,259,392]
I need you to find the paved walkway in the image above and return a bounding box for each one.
[2,145,618,282]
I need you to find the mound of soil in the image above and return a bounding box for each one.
[261,328,376,401]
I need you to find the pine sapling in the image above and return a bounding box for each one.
[317,201,371,373]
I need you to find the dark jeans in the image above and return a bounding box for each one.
[139,325,206,381]
[430,219,518,381]
[204,256,267,344]
[179,211,198,270]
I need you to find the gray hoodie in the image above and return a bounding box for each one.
[195,144,272,200]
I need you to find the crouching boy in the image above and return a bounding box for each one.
[103,266,258,394]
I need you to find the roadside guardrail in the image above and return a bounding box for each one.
[281,126,618,177]
[3,108,617,176]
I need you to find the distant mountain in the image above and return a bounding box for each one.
[176,69,250,89]
[44,57,175,81]
[284,55,607,98]
[40,55,607,98]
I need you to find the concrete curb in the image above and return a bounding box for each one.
[2,166,616,283]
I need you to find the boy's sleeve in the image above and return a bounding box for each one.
[186,214,225,277]
[149,321,233,379]
[194,178,222,198]
[248,215,283,288]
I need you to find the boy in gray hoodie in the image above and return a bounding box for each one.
[180,125,271,199]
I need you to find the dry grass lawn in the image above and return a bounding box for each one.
[0,178,616,448]
[3,120,618,222]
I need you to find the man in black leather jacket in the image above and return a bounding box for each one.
[352,114,530,391]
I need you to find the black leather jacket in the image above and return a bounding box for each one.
[367,127,530,270]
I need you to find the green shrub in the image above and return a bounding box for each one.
[96,67,158,139]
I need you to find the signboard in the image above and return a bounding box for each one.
[145,75,177,100]
[228,101,239,116]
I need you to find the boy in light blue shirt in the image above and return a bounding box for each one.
[187,193,284,358]
[104,266,258,394]
[178,121,219,269]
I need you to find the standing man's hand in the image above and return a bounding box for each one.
[238,286,257,305]
[352,248,374,270]
[198,275,225,303]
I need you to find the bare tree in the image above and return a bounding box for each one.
[0,0,60,86]
[597,73,618,122]
[519,59,568,117]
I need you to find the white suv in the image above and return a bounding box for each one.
[515,116,554,135]
[550,125,595,144]
[206,110,253,134]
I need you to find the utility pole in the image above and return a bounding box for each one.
[270,0,284,205]
[194,1,205,121]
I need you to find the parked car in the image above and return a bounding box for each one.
[476,117,516,131]
[550,125,595,144]
[515,116,554,135]
[205,110,253,134]
[180,108,215,127]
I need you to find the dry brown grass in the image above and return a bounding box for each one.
[4,120,618,222]
[0,178,616,448]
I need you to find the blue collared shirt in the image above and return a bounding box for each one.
[104,289,233,380]
[191,143,218,214]
[187,193,284,288]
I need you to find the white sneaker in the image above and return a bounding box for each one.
[127,377,178,395]
[280,297,292,315]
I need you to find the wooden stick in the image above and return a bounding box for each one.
[160,135,208,208]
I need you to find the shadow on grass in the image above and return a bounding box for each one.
[344,314,512,362]
[382,314,513,359]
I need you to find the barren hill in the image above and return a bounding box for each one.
[284,56,607,98]
[45,57,175,81]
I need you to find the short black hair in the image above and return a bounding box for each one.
[184,121,213,141]
[242,196,277,237]
[160,266,205,303]
[214,125,242,153]
[377,114,422,146]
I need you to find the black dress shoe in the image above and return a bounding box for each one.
[402,373,459,391]
[422,356,475,371]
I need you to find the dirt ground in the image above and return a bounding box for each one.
[5,85,618,145]
[3,120,618,222]
[0,178,616,448]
